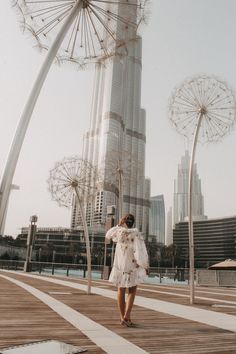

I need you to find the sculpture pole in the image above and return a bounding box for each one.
[188,111,204,304]
[75,187,92,295]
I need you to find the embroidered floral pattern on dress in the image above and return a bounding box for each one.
[105,226,149,288]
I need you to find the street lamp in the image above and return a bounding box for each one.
[24,215,38,272]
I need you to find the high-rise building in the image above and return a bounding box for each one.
[166,207,173,246]
[71,2,150,236]
[149,195,165,244]
[173,150,206,225]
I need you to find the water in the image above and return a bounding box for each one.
[144,275,188,285]
[0,340,86,354]
[37,268,188,285]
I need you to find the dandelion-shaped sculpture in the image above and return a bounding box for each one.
[0,0,147,234]
[102,148,144,219]
[169,75,236,304]
[48,157,98,294]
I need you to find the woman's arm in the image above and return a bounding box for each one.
[105,225,119,241]
[133,232,149,270]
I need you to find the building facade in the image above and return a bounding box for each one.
[173,216,236,267]
[71,2,150,236]
[173,150,206,225]
[0,244,27,260]
[18,226,106,265]
[149,195,165,244]
[166,207,173,246]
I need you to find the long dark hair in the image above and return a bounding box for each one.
[119,214,135,229]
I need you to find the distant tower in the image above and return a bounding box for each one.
[173,150,206,225]
[71,2,150,236]
[143,178,151,236]
[149,195,165,244]
[166,207,173,246]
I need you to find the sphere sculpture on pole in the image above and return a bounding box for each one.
[48,156,98,294]
[169,75,236,304]
[0,0,147,234]
[13,0,146,65]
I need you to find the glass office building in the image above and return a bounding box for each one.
[173,216,236,267]
[149,195,165,244]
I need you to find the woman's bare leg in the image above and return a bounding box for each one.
[117,287,126,320]
[124,286,137,321]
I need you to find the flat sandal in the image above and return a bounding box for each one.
[120,319,132,327]
[126,320,137,327]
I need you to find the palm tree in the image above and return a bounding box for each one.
[161,244,180,267]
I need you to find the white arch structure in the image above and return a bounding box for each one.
[0,2,83,234]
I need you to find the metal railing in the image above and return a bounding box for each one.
[31,261,103,278]
[149,267,190,282]
[0,260,24,270]
[0,260,191,282]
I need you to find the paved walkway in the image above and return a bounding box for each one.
[1,270,236,353]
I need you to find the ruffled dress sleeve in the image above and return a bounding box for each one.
[105,225,119,241]
[133,230,149,269]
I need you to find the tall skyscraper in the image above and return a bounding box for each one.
[166,207,173,246]
[149,195,165,244]
[71,2,150,236]
[173,150,206,225]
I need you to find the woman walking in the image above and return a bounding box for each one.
[105,213,149,327]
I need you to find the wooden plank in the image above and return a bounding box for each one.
[0,275,104,353]
[1,271,236,354]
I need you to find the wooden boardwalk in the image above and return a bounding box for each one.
[0,270,236,353]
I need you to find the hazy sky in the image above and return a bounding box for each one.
[1,0,236,237]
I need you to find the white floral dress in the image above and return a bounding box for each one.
[105,225,149,288]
